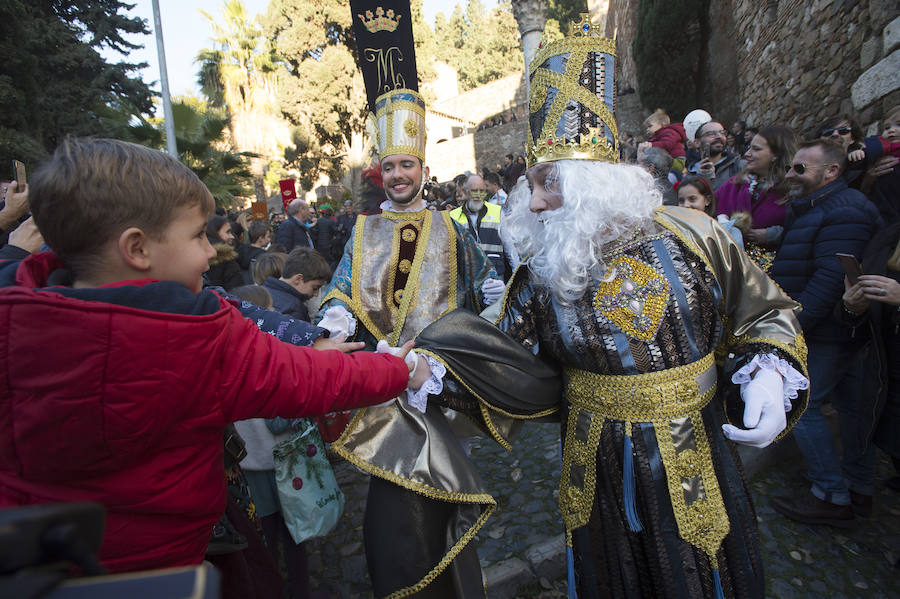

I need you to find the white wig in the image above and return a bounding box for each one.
[501,160,662,305]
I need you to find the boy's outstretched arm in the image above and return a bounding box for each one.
[220,307,410,423]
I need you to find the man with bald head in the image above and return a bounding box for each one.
[449,173,507,279]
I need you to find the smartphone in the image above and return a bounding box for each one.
[700,142,711,161]
[12,160,26,191]
[836,253,863,285]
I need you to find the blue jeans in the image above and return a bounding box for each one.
[791,341,876,505]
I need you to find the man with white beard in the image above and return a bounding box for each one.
[411,16,810,599]
[449,174,506,279]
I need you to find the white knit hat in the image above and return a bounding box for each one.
[683,109,712,142]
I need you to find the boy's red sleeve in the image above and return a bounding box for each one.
[218,307,409,422]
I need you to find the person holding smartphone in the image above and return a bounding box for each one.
[769,138,883,527]
[688,120,743,189]
[839,224,900,502]
[0,161,31,248]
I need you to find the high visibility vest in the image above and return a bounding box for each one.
[449,202,505,278]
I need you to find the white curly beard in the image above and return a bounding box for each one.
[501,160,662,305]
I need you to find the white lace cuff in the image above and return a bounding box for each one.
[731,353,809,411]
[406,354,446,413]
[318,305,356,338]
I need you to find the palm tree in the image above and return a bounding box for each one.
[197,0,290,201]
[169,100,255,208]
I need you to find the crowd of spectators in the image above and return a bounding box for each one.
[0,101,898,593]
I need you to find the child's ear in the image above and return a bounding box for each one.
[118,227,152,272]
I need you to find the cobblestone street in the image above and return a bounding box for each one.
[307,420,900,598]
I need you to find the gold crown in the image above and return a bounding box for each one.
[526,15,619,168]
[357,7,402,34]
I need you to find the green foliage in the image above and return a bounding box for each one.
[261,0,377,188]
[432,0,523,92]
[546,0,588,36]
[633,0,704,121]
[0,0,156,167]
[165,100,255,208]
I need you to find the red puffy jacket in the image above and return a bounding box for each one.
[649,123,687,159]
[0,253,408,573]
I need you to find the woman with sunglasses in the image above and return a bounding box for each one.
[815,116,866,186]
[815,116,864,153]
[715,125,797,271]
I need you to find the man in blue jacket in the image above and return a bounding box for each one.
[770,139,882,526]
[275,199,314,252]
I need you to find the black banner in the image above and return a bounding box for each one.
[349,0,418,112]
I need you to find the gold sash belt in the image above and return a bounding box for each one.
[560,351,729,566]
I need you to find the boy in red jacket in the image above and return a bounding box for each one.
[0,138,414,574]
[643,108,687,172]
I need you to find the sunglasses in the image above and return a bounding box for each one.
[821,126,852,136]
[788,163,833,174]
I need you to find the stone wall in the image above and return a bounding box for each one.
[424,71,529,181]
[603,1,899,136]
[425,120,529,182]
[731,0,898,136]
[431,72,528,127]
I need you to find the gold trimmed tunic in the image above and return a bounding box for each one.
[317,208,497,598]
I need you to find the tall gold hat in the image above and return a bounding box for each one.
[370,88,426,162]
[526,15,618,168]
[350,1,426,162]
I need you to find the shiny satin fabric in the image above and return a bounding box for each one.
[325,210,495,597]
[416,308,563,418]
[654,206,809,431]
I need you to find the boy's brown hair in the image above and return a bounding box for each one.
[643,109,670,128]
[29,138,215,278]
[252,252,288,285]
[282,247,332,282]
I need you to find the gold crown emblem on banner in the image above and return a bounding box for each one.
[526,15,619,167]
[358,7,402,33]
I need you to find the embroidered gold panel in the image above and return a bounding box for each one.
[353,210,459,344]
[562,352,730,567]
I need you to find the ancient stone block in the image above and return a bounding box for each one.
[885,15,900,55]
[861,37,882,69]
[852,50,900,109]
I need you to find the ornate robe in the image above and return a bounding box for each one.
[317,207,497,598]
[416,207,809,599]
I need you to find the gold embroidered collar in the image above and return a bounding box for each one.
[381,209,429,221]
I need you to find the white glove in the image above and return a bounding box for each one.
[319,306,356,339]
[481,278,505,306]
[376,340,420,381]
[722,366,786,448]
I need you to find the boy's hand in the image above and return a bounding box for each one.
[376,340,417,373]
[847,149,865,162]
[312,332,365,353]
